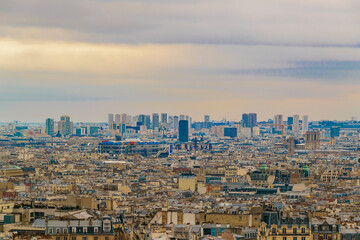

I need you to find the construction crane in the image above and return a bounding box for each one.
[268,124,290,144]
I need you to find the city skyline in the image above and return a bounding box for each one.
[1,0,360,122]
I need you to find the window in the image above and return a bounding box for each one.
[94,227,98,233]
[273,237,276,240]
[49,228,53,234]
[105,237,109,240]
[57,228,61,234]
[64,229,68,234]
[72,237,76,240]
[294,237,297,240]
[72,227,76,233]
[103,220,111,232]
[333,235,337,240]
[314,226,318,232]
[324,234,328,240]
[333,226,337,232]
[302,237,305,240]
[293,229,297,234]
[283,228,287,234]
[94,238,98,240]
[302,228,305,234]
[314,235,318,240]
[283,237,287,240]
[82,237,87,240]
[64,237,67,240]
[56,237,60,240]
[83,227,87,233]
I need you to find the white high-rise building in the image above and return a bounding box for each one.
[274,114,283,130]
[303,115,308,132]
[115,114,121,125]
[121,113,127,124]
[293,114,300,133]
[108,114,114,128]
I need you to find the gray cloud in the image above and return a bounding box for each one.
[1,0,360,46]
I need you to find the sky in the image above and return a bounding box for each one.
[1,0,360,122]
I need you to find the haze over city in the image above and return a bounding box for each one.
[1,0,360,122]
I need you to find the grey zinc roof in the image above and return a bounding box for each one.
[32,219,45,228]
[47,220,68,227]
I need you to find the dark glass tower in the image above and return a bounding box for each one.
[179,120,189,142]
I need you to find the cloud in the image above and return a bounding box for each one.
[1,0,360,46]
[1,0,360,121]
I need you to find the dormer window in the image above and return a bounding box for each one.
[103,219,111,232]
[94,227,99,233]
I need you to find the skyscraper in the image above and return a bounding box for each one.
[108,114,114,128]
[249,113,257,128]
[179,120,189,142]
[173,116,179,130]
[274,114,283,130]
[138,114,146,126]
[302,115,308,132]
[330,126,340,138]
[145,115,151,129]
[161,113,168,124]
[242,114,250,127]
[152,113,160,130]
[115,114,121,125]
[58,115,73,136]
[121,113,127,124]
[204,115,210,123]
[287,117,293,130]
[242,113,257,128]
[293,114,300,133]
[45,118,54,136]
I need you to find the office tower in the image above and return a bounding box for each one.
[293,114,300,133]
[274,114,283,130]
[180,115,185,120]
[152,113,160,130]
[138,114,146,126]
[242,113,257,128]
[161,113,168,124]
[145,115,151,130]
[75,127,87,136]
[174,116,179,130]
[249,113,257,128]
[115,114,121,125]
[179,120,189,142]
[108,114,114,128]
[224,127,237,138]
[305,131,320,150]
[330,126,340,138]
[288,137,295,155]
[58,115,73,136]
[121,113,127,124]
[204,115,210,123]
[45,118,55,136]
[242,114,250,127]
[302,115,308,132]
[89,126,99,136]
[287,117,293,130]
